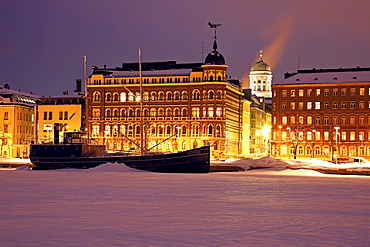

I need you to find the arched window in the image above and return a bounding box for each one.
[136,109,141,117]
[120,92,126,102]
[174,91,180,100]
[144,109,149,117]
[174,108,180,117]
[182,125,187,135]
[216,107,222,117]
[113,93,119,102]
[208,91,214,100]
[128,92,134,101]
[216,125,221,137]
[182,91,188,100]
[105,93,111,102]
[182,108,188,117]
[216,90,222,100]
[151,92,157,101]
[128,109,134,117]
[166,92,172,101]
[93,91,101,102]
[150,108,156,117]
[158,108,164,117]
[143,92,149,101]
[208,107,214,117]
[113,109,119,117]
[166,108,172,117]
[105,109,111,118]
[120,109,126,117]
[208,125,213,135]
[166,125,171,135]
[158,92,165,101]
[192,89,200,100]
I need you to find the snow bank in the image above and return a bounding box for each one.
[85,162,147,172]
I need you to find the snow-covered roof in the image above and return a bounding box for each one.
[276,70,370,85]
[104,69,194,78]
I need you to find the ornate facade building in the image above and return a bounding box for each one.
[87,40,251,159]
[271,67,370,160]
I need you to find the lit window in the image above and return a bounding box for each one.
[315,102,320,109]
[307,102,312,109]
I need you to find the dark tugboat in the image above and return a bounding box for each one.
[30,131,210,173]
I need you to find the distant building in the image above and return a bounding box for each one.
[36,80,86,143]
[0,84,39,158]
[87,37,252,159]
[249,50,272,98]
[271,67,370,160]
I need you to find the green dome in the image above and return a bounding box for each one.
[251,60,271,72]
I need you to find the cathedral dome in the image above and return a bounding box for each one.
[205,40,225,65]
[251,50,271,72]
[251,60,271,71]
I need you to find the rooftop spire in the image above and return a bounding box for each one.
[259,49,264,61]
[208,22,222,51]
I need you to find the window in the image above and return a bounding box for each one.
[307,102,312,109]
[282,102,287,109]
[307,116,312,125]
[120,92,126,102]
[307,132,312,140]
[324,102,329,109]
[307,89,312,96]
[299,116,304,124]
[64,111,68,120]
[316,89,321,96]
[350,101,356,109]
[350,88,356,96]
[324,116,329,124]
[298,102,303,110]
[290,116,296,124]
[333,101,338,109]
[315,116,320,124]
[315,102,320,109]
[291,90,295,97]
[341,116,346,124]
[59,111,63,120]
[290,102,295,110]
[359,116,365,125]
[282,116,287,124]
[192,107,200,118]
[324,89,329,96]
[324,131,329,140]
[341,101,346,109]
[192,90,200,100]
[299,90,304,97]
[208,107,214,117]
[43,123,52,132]
[350,116,356,125]
[341,88,347,96]
[360,88,365,95]
[333,89,338,96]
[282,90,287,97]
[151,92,157,101]
[216,107,222,117]
[4,112,8,120]
[350,131,355,141]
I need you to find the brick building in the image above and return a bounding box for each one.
[271,67,370,160]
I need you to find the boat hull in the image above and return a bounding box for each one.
[30,146,210,173]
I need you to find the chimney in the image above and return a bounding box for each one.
[75,79,82,92]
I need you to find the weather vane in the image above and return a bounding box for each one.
[208,22,222,39]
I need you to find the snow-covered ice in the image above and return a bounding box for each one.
[0,161,369,246]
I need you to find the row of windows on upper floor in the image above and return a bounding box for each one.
[42,111,70,121]
[91,76,206,85]
[275,100,370,110]
[274,114,370,126]
[92,90,223,102]
[92,123,224,138]
[273,144,369,157]
[276,87,370,97]
[3,111,34,121]
[92,107,224,119]
[273,129,370,142]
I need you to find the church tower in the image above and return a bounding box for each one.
[249,50,272,98]
[202,22,228,82]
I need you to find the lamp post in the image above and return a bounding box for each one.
[312,130,316,158]
[334,127,340,164]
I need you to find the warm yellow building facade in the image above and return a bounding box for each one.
[0,85,38,158]
[36,95,86,143]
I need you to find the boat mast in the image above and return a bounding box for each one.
[139,49,146,155]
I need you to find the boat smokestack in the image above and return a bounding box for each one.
[54,123,60,144]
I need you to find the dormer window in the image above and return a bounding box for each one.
[333,77,338,80]
[352,77,357,80]
[314,78,319,81]
[295,78,300,81]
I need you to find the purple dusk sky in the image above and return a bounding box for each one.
[1,0,369,96]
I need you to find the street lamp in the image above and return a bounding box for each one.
[334,127,340,164]
[312,130,316,158]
